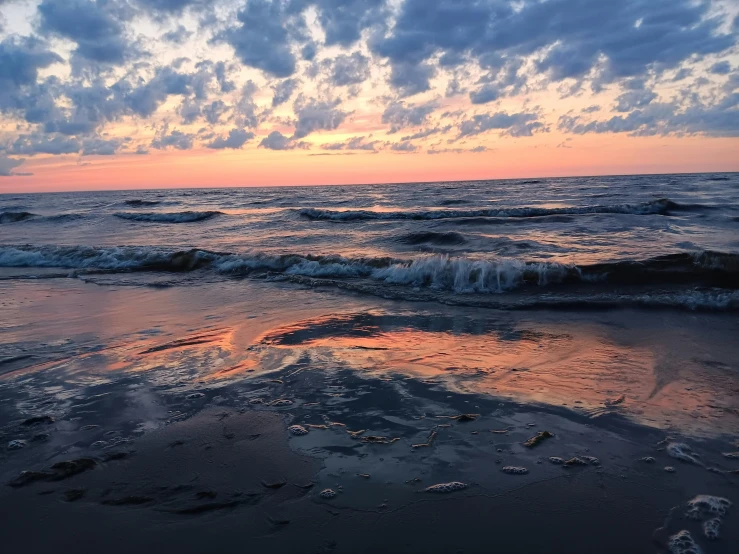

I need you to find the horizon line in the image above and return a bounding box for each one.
[2,169,737,196]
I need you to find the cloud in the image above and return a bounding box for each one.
[292,97,348,139]
[135,0,206,13]
[372,0,736,92]
[400,126,451,140]
[81,137,126,155]
[382,100,437,132]
[428,146,487,154]
[151,128,194,150]
[709,61,732,75]
[390,141,417,152]
[615,90,657,112]
[321,136,379,151]
[310,0,387,47]
[272,78,300,107]
[163,25,192,44]
[558,96,739,138]
[9,133,80,155]
[329,51,371,86]
[220,0,300,78]
[469,84,501,105]
[389,62,434,97]
[259,130,308,150]
[458,112,546,138]
[0,155,28,177]
[207,128,254,149]
[37,0,134,66]
[0,37,61,109]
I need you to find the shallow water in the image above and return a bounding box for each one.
[1,175,739,553]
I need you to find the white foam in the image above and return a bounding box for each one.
[702,518,721,540]
[502,466,529,475]
[424,482,468,493]
[666,443,701,465]
[288,425,309,436]
[686,495,732,519]
[7,440,26,450]
[668,530,702,554]
[319,488,337,499]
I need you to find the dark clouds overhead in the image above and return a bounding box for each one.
[0,0,737,176]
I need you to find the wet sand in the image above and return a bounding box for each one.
[2,278,739,553]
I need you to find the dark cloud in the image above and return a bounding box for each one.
[135,0,206,13]
[709,61,732,75]
[0,37,61,110]
[163,25,193,44]
[0,155,27,177]
[151,128,194,150]
[582,105,601,113]
[382,100,437,132]
[203,100,229,125]
[292,97,348,139]
[389,62,434,97]
[221,0,301,78]
[400,125,451,140]
[207,128,254,149]
[457,112,546,138]
[390,141,417,152]
[615,89,657,112]
[558,97,739,138]
[309,0,387,47]
[272,78,300,107]
[329,51,371,86]
[259,130,308,150]
[81,136,126,155]
[372,0,736,93]
[37,0,134,66]
[9,133,80,155]
[469,84,500,105]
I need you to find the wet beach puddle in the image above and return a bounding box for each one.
[252,310,739,437]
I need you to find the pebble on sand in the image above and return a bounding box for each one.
[522,431,553,448]
[424,482,468,493]
[502,466,529,475]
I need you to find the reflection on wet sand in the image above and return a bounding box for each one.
[255,311,739,436]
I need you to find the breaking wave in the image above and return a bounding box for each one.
[114,211,223,223]
[1,245,737,294]
[298,198,677,221]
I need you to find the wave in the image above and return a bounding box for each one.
[1,245,737,291]
[124,200,161,206]
[0,211,36,224]
[398,231,467,246]
[114,211,223,223]
[298,198,676,221]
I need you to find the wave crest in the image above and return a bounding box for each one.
[114,211,223,223]
[298,198,674,221]
[0,211,36,224]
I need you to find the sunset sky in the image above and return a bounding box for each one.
[1,0,738,192]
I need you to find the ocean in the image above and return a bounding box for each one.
[1,173,738,553]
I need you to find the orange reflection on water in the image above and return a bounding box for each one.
[255,312,737,435]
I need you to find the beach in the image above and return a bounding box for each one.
[1,174,738,553]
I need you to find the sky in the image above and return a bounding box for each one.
[0,0,738,192]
